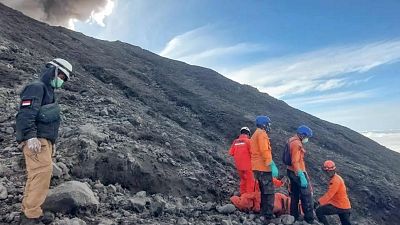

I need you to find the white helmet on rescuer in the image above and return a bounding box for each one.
[47,58,72,81]
[240,127,251,135]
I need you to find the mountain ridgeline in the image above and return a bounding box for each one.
[0,3,399,225]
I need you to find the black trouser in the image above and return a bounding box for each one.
[287,169,314,223]
[254,171,275,219]
[316,204,352,225]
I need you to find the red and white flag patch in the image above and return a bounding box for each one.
[21,99,32,107]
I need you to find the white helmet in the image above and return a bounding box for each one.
[240,127,251,134]
[47,58,72,81]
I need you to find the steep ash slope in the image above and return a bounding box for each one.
[0,3,399,224]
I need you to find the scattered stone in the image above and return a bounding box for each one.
[56,162,70,175]
[177,217,188,225]
[129,197,147,212]
[270,217,282,224]
[222,219,231,225]
[44,181,99,214]
[53,217,87,225]
[216,204,236,214]
[100,108,109,116]
[150,198,165,217]
[94,180,105,190]
[52,162,63,178]
[42,211,55,224]
[281,214,295,224]
[98,218,115,225]
[0,183,8,199]
[79,124,109,144]
[6,211,19,223]
[107,184,117,193]
[5,127,14,134]
[135,191,147,198]
[203,201,215,211]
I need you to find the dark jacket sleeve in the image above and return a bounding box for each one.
[16,83,44,142]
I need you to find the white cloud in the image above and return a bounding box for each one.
[159,26,266,67]
[285,90,374,106]
[362,130,400,153]
[311,100,400,131]
[227,40,400,98]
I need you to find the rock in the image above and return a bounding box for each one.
[0,45,8,51]
[42,211,55,224]
[135,190,147,198]
[5,127,14,134]
[129,197,147,212]
[100,108,109,116]
[0,164,7,176]
[43,181,99,214]
[52,162,63,178]
[203,201,215,211]
[6,211,19,223]
[281,215,295,225]
[56,162,70,175]
[270,217,282,224]
[79,124,109,144]
[177,217,188,225]
[94,180,105,190]
[0,183,8,200]
[98,218,115,225]
[107,184,117,193]
[150,198,165,217]
[216,204,236,214]
[222,220,231,225]
[53,217,87,225]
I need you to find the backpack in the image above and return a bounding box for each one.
[282,141,292,166]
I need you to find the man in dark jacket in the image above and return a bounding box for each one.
[16,58,72,224]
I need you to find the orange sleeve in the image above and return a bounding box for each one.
[246,139,252,155]
[319,176,340,205]
[228,141,235,156]
[258,132,272,164]
[290,142,301,173]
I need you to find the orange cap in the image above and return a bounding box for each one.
[323,160,336,171]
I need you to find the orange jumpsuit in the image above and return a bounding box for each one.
[230,179,291,215]
[229,134,254,194]
[319,174,351,209]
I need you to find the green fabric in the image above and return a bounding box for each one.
[270,160,279,178]
[298,170,308,188]
[50,77,64,89]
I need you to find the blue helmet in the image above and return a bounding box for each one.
[256,116,271,127]
[297,125,313,138]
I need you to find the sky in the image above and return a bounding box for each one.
[3,0,399,152]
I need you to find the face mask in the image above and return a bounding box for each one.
[302,138,309,144]
[50,77,64,89]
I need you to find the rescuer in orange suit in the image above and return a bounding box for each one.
[316,160,352,225]
[229,127,255,195]
[250,115,279,224]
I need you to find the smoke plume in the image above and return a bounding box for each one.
[0,0,115,29]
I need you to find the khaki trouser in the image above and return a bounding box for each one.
[22,138,53,218]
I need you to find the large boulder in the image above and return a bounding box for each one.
[44,181,99,214]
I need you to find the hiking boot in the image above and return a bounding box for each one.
[41,212,55,225]
[19,214,43,225]
[260,216,272,225]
